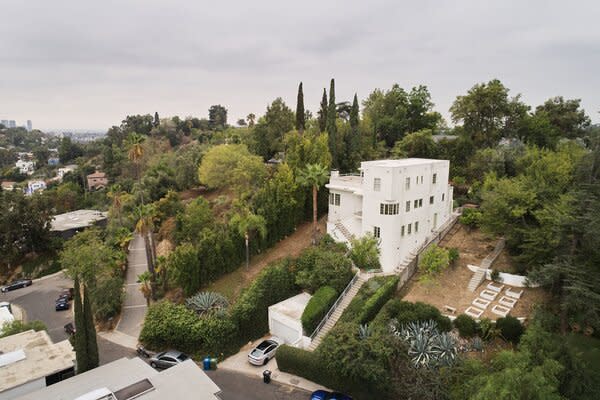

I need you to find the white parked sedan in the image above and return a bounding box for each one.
[248,338,281,366]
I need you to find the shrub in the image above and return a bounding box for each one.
[454,314,478,338]
[349,234,381,271]
[479,318,499,341]
[448,248,460,266]
[496,316,524,343]
[230,261,297,340]
[92,274,124,322]
[0,320,46,338]
[358,277,399,324]
[277,345,333,386]
[373,300,452,333]
[490,269,503,282]
[418,244,450,277]
[139,300,239,357]
[295,246,354,293]
[460,207,482,229]
[301,286,338,334]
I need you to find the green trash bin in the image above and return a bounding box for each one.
[210,358,218,370]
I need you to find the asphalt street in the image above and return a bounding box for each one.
[207,369,311,400]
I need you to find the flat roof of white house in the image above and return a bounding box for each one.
[360,158,448,168]
[0,330,75,394]
[269,292,312,321]
[14,357,221,400]
[51,209,108,232]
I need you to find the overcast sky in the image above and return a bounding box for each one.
[1,0,599,131]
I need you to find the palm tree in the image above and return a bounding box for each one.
[230,207,267,269]
[246,113,256,127]
[126,132,145,204]
[135,204,157,299]
[137,271,152,306]
[107,184,126,226]
[297,164,329,244]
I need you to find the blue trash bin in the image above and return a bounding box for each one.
[203,357,211,371]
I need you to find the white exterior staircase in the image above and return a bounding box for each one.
[467,269,486,292]
[334,221,354,243]
[307,273,367,351]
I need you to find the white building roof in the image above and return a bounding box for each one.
[360,158,448,168]
[14,357,221,400]
[50,209,108,232]
[0,330,75,394]
[269,292,312,321]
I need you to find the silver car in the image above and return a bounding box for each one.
[248,338,281,366]
[149,350,189,369]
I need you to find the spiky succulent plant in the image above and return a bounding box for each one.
[185,291,229,316]
[358,323,372,340]
[392,319,458,369]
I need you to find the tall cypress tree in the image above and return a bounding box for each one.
[296,82,305,134]
[73,276,88,373]
[326,79,338,167]
[318,88,328,133]
[153,112,160,127]
[350,93,359,130]
[344,93,361,171]
[83,284,99,370]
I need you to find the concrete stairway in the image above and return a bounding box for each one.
[308,274,367,351]
[334,221,354,243]
[467,269,486,292]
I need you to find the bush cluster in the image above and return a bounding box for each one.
[496,316,524,343]
[294,245,354,293]
[301,286,338,334]
[459,207,482,229]
[358,277,399,324]
[454,314,478,338]
[373,300,452,332]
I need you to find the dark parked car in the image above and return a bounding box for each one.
[60,288,74,300]
[55,298,70,311]
[64,322,76,335]
[310,390,353,400]
[248,338,281,366]
[149,350,189,369]
[1,279,32,293]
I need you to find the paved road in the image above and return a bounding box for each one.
[207,369,311,400]
[115,234,148,339]
[1,272,73,342]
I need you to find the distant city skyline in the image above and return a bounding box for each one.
[2,1,600,131]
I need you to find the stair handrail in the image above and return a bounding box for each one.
[309,272,360,341]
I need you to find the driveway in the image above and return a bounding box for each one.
[207,369,310,400]
[114,234,148,342]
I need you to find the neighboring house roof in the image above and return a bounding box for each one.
[87,171,106,179]
[0,330,75,395]
[14,357,221,400]
[1,181,16,188]
[50,209,108,232]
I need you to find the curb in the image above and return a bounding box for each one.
[33,270,66,283]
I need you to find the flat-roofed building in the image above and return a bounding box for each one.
[13,357,222,400]
[0,330,75,400]
[50,209,108,239]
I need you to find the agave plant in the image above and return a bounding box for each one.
[408,331,435,368]
[358,323,372,340]
[394,319,458,369]
[471,336,484,352]
[432,332,458,367]
[186,291,229,316]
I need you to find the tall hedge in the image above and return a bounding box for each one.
[358,277,399,324]
[230,261,297,340]
[301,286,338,334]
[372,300,453,332]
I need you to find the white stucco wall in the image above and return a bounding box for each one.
[0,377,45,400]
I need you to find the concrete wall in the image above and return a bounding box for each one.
[466,264,538,288]
[0,377,45,400]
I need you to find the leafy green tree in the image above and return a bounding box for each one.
[418,244,450,278]
[326,79,338,167]
[349,234,381,270]
[296,82,305,134]
[208,105,228,130]
[0,320,46,338]
[246,113,256,127]
[167,243,200,296]
[198,144,266,196]
[318,88,328,133]
[175,197,214,244]
[251,98,295,159]
[534,96,590,139]
[59,137,83,163]
[391,129,439,159]
[297,164,329,244]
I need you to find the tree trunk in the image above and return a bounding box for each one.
[245,232,250,269]
[312,185,318,245]
[142,234,156,300]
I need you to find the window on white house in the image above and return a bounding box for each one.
[419,199,423,207]
[380,203,399,215]
[406,201,410,212]
[373,226,381,238]
[405,177,410,190]
[415,221,419,232]
[442,193,445,201]
[433,173,437,184]
[414,199,418,208]
[335,193,340,206]
[408,223,412,234]
[430,196,434,205]
[329,193,334,205]
[374,178,381,191]
[401,225,405,236]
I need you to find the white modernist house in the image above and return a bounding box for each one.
[326,158,453,274]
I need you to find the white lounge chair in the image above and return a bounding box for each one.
[505,287,523,299]
[444,305,457,314]
[491,304,511,317]
[465,306,484,319]
[472,297,491,310]
[499,296,517,308]
[480,289,498,301]
[487,282,504,293]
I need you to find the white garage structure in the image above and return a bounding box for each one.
[268,292,312,348]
